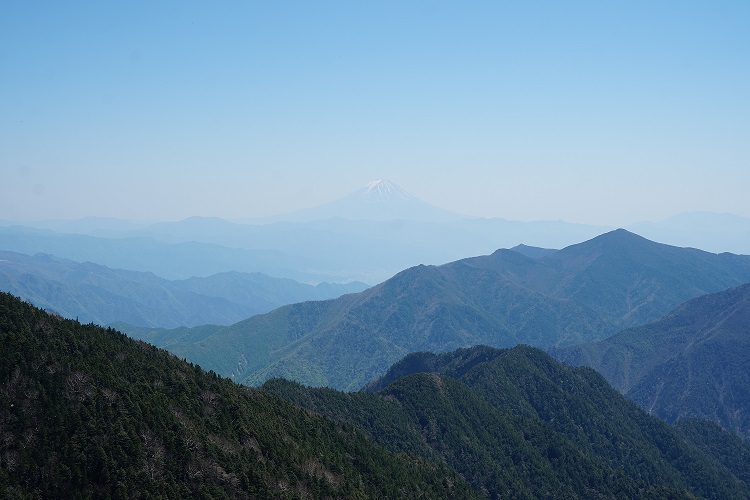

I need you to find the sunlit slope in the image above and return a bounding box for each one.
[145,229,750,390]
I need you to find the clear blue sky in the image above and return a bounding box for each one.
[2,1,749,225]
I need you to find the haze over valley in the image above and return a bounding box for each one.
[3,2,750,497]
[3,179,750,497]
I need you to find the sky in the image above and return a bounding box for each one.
[2,1,749,226]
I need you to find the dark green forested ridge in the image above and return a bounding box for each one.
[675,419,750,487]
[266,345,750,499]
[0,292,474,499]
[4,290,750,499]
[361,344,507,392]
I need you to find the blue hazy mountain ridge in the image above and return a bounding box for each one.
[122,216,610,283]
[509,244,558,259]
[0,221,466,285]
[138,180,748,259]
[0,225,345,283]
[7,181,749,287]
[627,211,750,255]
[0,219,610,286]
[15,206,750,259]
[125,217,455,284]
[550,282,750,439]
[126,229,750,391]
[3,216,155,237]
[0,250,368,328]
[125,180,611,260]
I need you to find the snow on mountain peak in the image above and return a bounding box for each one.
[362,179,411,202]
[255,178,465,222]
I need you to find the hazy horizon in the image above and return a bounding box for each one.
[3,3,749,226]
[3,177,750,230]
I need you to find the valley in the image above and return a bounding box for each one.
[122,228,750,391]
[3,182,750,498]
[6,3,749,495]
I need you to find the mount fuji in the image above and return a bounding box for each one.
[264,179,467,222]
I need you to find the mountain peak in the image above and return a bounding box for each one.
[261,179,466,222]
[569,228,652,249]
[362,179,412,203]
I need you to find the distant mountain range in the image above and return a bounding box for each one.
[0,251,367,328]
[0,179,613,284]
[7,181,748,288]
[0,224,344,282]
[9,181,749,261]
[0,217,613,285]
[257,179,468,223]
[5,178,750,496]
[124,229,750,390]
[551,282,750,439]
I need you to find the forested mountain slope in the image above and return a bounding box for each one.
[0,292,472,498]
[266,345,750,498]
[551,282,750,438]
[134,229,750,390]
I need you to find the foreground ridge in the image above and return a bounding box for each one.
[0,292,473,498]
[267,344,750,499]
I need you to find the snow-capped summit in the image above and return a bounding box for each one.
[361,179,412,203]
[263,179,466,223]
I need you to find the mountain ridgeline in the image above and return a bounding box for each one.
[5,292,750,498]
[0,224,342,283]
[0,176,615,285]
[0,292,473,498]
[0,250,367,328]
[131,229,750,390]
[551,282,750,439]
[265,345,750,498]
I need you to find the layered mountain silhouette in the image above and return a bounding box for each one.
[120,216,611,283]
[551,282,750,439]
[265,345,750,498]
[0,251,367,328]
[2,179,614,283]
[5,292,750,498]
[0,225,339,282]
[129,229,750,390]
